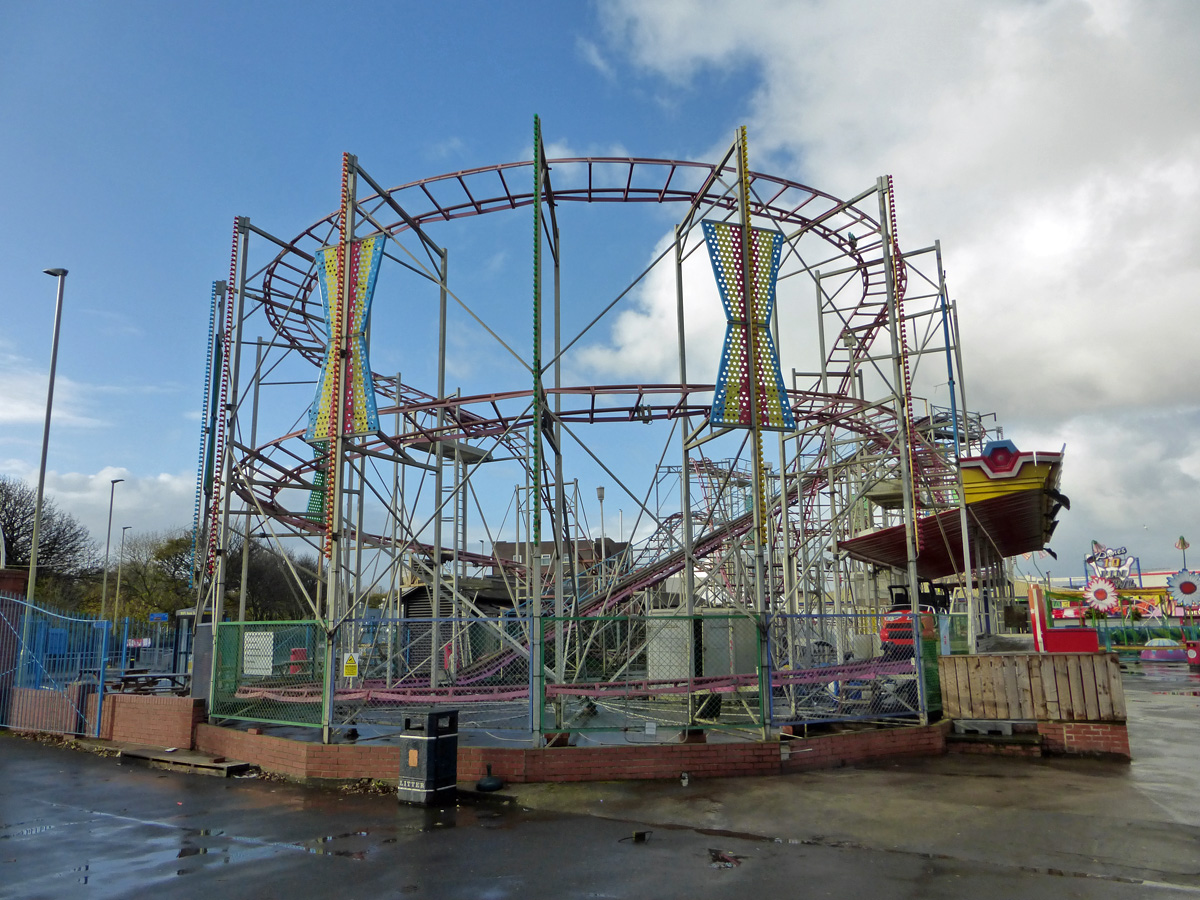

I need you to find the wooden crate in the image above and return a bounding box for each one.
[937,653,1125,722]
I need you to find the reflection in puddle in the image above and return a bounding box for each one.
[0,823,58,839]
[164,800,526,876]
[1129,661,1200,688]
[300,831,371,860]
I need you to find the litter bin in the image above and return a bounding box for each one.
[397,710,458,806]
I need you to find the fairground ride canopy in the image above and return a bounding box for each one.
[837,441,1067,579]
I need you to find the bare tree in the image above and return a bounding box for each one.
[0,475,96,577]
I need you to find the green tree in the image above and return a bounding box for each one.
[223,537,319,621]
[106,530,195,622]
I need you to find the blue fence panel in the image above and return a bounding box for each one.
[0,592,190,736]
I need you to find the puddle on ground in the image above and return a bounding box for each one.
[1127,661,1200,684]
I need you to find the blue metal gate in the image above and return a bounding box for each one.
[0,593,112,737]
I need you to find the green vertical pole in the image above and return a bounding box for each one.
[531,115,545,737]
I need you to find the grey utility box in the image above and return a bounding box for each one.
[397,710,459,806]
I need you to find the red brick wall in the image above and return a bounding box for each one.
[193,723,948,784]
[459,741,783,783]
[9,685,88,733]
[84,694,206,749]
[193,724,405,780]
[947,741,1043,757]
[779,723,948,773]
[1038,721,1130,759]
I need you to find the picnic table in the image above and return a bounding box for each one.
[107,668,190,695]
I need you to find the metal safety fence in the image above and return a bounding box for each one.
[341,614,532,736]
[0,593,189,737]
[539,612,767,737]
[209,615,533,735]
[768,612,940,727]
[538,611,939,737]
[209,608,947,740]
[0,593,108,736]
[210,621,326,727]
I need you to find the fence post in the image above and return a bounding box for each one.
[760,613,774,732]
[208,621,220,707]
[95,621,109,738]
[322,627,336,744]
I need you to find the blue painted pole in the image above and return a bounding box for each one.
[95,621,109,738]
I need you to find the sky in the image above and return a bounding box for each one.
[1,0,1197,580]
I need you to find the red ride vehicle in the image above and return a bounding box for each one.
[879,604,938,657]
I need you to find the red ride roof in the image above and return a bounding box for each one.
[837,488,1060,578]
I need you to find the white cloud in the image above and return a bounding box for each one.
[598,0,1200,568]
[2,462,198,544]
[425,136,466,160]
[576,37,614,80]
[571,232,725,384]
[0,367,103,428]
[0,340,181,429]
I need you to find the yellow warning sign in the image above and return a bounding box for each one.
[342,653,359,677]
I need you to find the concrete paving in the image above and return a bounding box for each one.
[2,663,1199,899]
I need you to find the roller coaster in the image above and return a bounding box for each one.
[193,125,1007,740]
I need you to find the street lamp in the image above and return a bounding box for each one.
[113,526,131,622]
[25,267,68,605]
[100,478,124,620]
[596,486,606,570]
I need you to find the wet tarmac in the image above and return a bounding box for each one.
[3,662,1199,899]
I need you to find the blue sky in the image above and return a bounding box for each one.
[3,0,1198,578]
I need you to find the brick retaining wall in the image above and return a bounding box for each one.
[10,689,1128,775]
[194,725,404,780]
[82,693,206,749]
[193,721,949,784]
[9,685,91,734]
[1038,721,1130,758]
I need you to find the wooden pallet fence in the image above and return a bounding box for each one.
[937,653,1125,722]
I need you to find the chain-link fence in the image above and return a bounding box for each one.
[332,615,532,735]
[210,615,534,734]
[210,621,326,727]
[540,611,767,737]
[208,608,951,738]
[769,612,939,726]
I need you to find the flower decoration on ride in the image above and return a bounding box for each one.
[701,220,794,431]
[1083,576,1120,612]
[305,235,384,442]
[1167,570,1200,608]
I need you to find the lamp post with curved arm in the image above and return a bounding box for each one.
[26,268,68,605]
[100,478,124,620]
[114,526,132,623]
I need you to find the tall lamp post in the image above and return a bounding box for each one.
[25,267,68,606]
[596,486,606,573]
[100,478,124,620]
[113,526,131,622]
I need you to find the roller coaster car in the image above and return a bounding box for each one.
[880,604,937,658]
